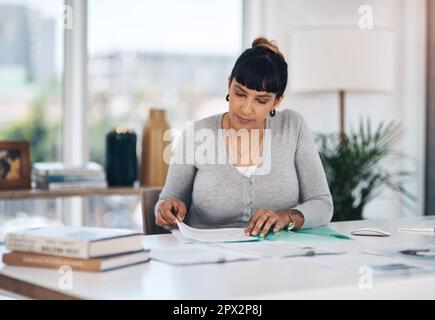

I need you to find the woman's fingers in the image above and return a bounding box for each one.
[156,209,172,227]
[245,210,284,237]
[260,215,279,238]
[174,201,187,222]
[273,220,283,233]
[245,210,266,235]
[251,214,270,236]
[157,199,188,227]
[160,200,179,225]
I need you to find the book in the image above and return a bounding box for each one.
[33,162,105,177]
[2,250,150,272]
[34,175,106,184]
[5,226,144,259]
[35,180,108,190]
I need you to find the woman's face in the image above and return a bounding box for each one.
[227,79,282,130]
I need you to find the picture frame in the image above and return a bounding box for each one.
[0,141,31,190]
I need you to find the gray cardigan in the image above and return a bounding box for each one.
[155,109,333,229]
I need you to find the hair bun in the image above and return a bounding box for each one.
[252,37,285,61]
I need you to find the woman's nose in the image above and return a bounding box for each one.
[241,99,254,115]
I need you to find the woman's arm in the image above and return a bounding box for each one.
[154,129,197,218]
[290,114,334,229]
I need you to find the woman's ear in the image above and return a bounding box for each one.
[228,76,232,89]
[273,96,284,109]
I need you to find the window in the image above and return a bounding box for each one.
[0,0,65,238]
[88,0,243,164]
[0,0,63,162]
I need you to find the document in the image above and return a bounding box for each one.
[213,241,346,259]
[151,241,345,265]
[174,221,258,243]
[364,245,435,265]
[150,244,257,265]
[316,252,435,278]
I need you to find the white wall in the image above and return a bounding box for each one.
[244,0,427,218]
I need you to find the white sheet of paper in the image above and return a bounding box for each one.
[214,241,346,259]
[150,244,257,265]
[175,221,258,243]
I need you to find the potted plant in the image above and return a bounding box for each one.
[316,120,416,221]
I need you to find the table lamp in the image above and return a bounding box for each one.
[289,28,395,137]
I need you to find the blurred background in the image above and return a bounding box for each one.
[0,0,431,235]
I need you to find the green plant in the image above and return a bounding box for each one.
[316,120,416,221]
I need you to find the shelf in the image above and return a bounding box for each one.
[0,187,147,201]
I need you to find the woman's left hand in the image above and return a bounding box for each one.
[245,209,290,238]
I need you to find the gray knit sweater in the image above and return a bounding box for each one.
[154,109,333,229]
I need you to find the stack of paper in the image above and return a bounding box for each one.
[174,221,258,243]
[151,222,347,265]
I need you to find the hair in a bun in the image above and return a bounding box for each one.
[251,37,285,61]
[229,37,288,99]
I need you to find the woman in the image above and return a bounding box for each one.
[155,37,333,237]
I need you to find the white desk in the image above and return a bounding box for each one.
[0,216,435,300]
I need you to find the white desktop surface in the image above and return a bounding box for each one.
[0,216,435,299]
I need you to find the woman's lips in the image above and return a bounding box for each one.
[237,115,253,123]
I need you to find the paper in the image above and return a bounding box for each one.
[150,244,257,265]
[364,245,435,264]
[213,241,346,259]
[175,221,258,243]
[316,252,435,278]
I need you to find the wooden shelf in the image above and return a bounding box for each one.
[0,187,147,201]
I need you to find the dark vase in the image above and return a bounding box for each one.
[105,129,137,187]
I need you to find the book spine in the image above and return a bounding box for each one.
[2,252,101,272]
[34,175,106,183]
[34,169,104,177]
[5,234,90,259]
[48,182,107,190]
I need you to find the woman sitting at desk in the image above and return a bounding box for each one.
[155,37,333,237]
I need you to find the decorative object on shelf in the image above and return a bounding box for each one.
[106,128,138,187]
[140,109,171,187]
[0,140,31,190]
[316,120,416,222]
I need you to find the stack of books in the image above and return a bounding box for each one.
[33,162,107,190]
[2,226,149,272]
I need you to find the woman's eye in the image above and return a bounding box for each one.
[257,100,268,105]
[235,92,245,97]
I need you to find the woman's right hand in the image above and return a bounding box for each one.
[156,198,187,227]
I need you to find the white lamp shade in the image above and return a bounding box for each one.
[289,28,395,93]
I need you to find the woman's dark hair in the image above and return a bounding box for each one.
[229,37,288,99]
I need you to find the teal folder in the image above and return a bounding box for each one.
[261,226,353,242]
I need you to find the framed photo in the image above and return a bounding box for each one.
[0,141,31,190]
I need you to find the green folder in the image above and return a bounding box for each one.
[260,226,353,242]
